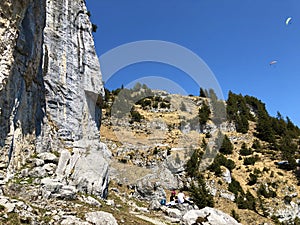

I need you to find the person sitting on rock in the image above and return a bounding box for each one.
[170,189,176,202]
[177,189,186,204]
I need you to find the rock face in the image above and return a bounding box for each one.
[0,0,109,197]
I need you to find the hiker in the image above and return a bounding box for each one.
[177,189,186,204]
[170,189,176,202]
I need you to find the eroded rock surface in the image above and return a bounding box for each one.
[0,0,109,198]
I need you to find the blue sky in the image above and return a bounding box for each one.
[86,0,300,126]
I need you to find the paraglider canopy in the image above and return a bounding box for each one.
[269,60,277,65]
[285,17,292,25]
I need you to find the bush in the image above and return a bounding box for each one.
[153,147,159,155]
[208,154,236,176]
[228,178,243,196]
[252,139,261,150]
[219,135,234,155]
[198,101,211,125]
[130,110,143,123]
[236,190,256,211]
[160,102,170,109]
[244,156,257,165]
[247,173,258,185]
[92,23,98,32]
[137,98,152,109]
[257,184,277,198]
[239,143,252,156]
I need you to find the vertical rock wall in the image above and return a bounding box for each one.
[0,0,46,180]
[0,0,109,197]
[42,0,104,148]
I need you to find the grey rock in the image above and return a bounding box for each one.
[274,201,300,222]
[3,202,15,213]
[85,211,118,225]
[60,215,90,225]
[165,155,185,174]
[41,177,63,193]
[55,150,71,180]
[0,0,46,180]
[38,152,58,164]
[164,208,182,219]
[222,167,232,184]
[0,0,109,200]
[80,195,102,207]
[69,141,111,198]
[43,163,57,174]
[41,177,63,199]
[135,175,166,201]
[58,185,78,200]
[105,199,115,207]
[206,180,218,197]
[29,167,47,178]
[148,199,161,211]
[182,207,242,225]
[20,168,29,177]
[32,159,45,167]
[219,190,235,202]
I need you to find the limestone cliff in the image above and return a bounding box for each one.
[0,0,109,197]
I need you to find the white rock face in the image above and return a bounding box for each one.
[0,0,110,197]
[42,0,104,146]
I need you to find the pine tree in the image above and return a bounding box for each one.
[185,149,200,178]
[219,135,233,154]
[189,175,214,209]
[199,101,211,125]
[200,87,206,97]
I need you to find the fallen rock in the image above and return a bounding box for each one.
[164,207,182,219]
[79,195,102,207]
[85,211,118,225]
[60,215,90,225]
[222,167,232,184]
[182,207,242,225]
[148,199,161,211]
[38,152,58,164]
[29,167,47,178]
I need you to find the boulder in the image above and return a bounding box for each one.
[148,199,161,211]
[29,167,47,178]
[85,211,118,225]
[222,167,232,184]
[38,152,58,164]
[60,216,90,225]
[79,195,102,207]
[219,190,235,202]
[135,176,166,201]
[182,207,242,225]
[164,208,182,219]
